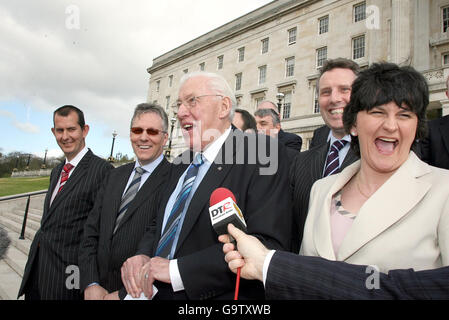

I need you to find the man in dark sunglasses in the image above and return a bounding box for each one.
[79,103,171,300]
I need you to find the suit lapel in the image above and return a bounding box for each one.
[314,143,329,180]
[337,152,432,261]
[313,161,360,260]
[114,160,170,234]
[42,162,64,220]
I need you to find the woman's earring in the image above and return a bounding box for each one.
[351,130,357,136]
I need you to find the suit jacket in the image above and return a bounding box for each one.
[278,129,302,152]
[136,130,293,300]
[18,150,112,300]
[265,251,449,300]
[79,158,171,294]
[301,152,449,273]
[289,142,358,252]
[309,125,330,149]
[420,115,449,170]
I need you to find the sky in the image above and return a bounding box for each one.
[0,0,272,160]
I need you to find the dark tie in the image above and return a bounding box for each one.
[156,153,204,259]
[323,140,348,177]
[58,163,74,193]
[113,167,146,234]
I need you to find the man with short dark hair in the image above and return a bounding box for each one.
[79,103,171,300]
[290,58,360,252]
[257,101,302,152]
[19,105,113,300]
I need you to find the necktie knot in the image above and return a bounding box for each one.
[63,163,74,173]
[331,140,348,152]
[192,153,204,168]
[135,166,146,175]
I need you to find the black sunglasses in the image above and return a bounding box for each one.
[130,127,166,135]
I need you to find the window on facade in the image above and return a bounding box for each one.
[288,27,297,45]
[254,97,264,109]
[199,62,205,71]
[352,35,365,59]
[217,55,224,70]
[282,91,292,119]
[156,80,160,92]
[443,6,449,32]
[354,2,366,22]
[261,38,269,54]
[258,65,267,85]
[238,47,245,62]
[235,73,242,91]
[168,75,173,87]
[285,57,295,77]
[313,88,320,114]
[165,96,170,111]
[319,16,329,34]
[316,47,327,68]
[443,53,449,66]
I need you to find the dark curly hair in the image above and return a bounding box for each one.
[343,62,429,157]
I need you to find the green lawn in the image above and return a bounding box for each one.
[0,177,50,197]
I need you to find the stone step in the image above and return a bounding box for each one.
[0,260,22,300]
[11,208,43,219]
[4,245,27,277]
[2,212,41,232]
[5,229,32,257]
[0,217,36,241]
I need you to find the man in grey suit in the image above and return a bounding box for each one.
[19,105,112,300]
[290,58,360,252]
[79,103,171,300]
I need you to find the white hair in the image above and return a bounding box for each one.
[179,71,236,121]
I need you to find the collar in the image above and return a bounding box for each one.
[197,126,232,163]
[328,132,351,144]
[65,146,89,168]
[135,153,164,173]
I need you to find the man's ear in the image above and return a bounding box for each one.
[219,96,232,119]
[82,124,90,138]
[51,127,56,136]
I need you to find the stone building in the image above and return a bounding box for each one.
[147,0,449,157]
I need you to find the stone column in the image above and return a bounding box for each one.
[412,0,429,71]
[391,0,411,65]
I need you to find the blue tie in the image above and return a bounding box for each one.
[156,153,204,258]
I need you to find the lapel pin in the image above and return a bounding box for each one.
[217,166,223,171]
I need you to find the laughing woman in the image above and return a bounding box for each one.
[300,62,449,272]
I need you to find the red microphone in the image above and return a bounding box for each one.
[209,188,247,300]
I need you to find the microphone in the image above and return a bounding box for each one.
[209,187,246,300]
[209,187,247,237]
[0,226,11,260]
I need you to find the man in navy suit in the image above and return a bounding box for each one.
[79,103,171,300]
[19,105,112,300]
[121,72,292,300]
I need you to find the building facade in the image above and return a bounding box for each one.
[147,0,449,157]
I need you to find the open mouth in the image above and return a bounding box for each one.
[138,145,151,150]
[182,123,194,132]
[375,137,398,154]
[329,108,344,115]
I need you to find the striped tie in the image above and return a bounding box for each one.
[58,163,74,193]
[156,153,204,259]
[113,167,146,234]
[323,140,348,177]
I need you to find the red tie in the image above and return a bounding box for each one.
[58,163,74,193]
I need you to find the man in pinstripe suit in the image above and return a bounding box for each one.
[290,58,360,253]
[19,105,113,300]
[79,103,171,300]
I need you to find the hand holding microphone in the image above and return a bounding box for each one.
[219,224,269,283]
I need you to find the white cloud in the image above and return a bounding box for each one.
[13,121,40,134]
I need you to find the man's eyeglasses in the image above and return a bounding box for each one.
[175,94,223,108]
[130,127,167,135]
